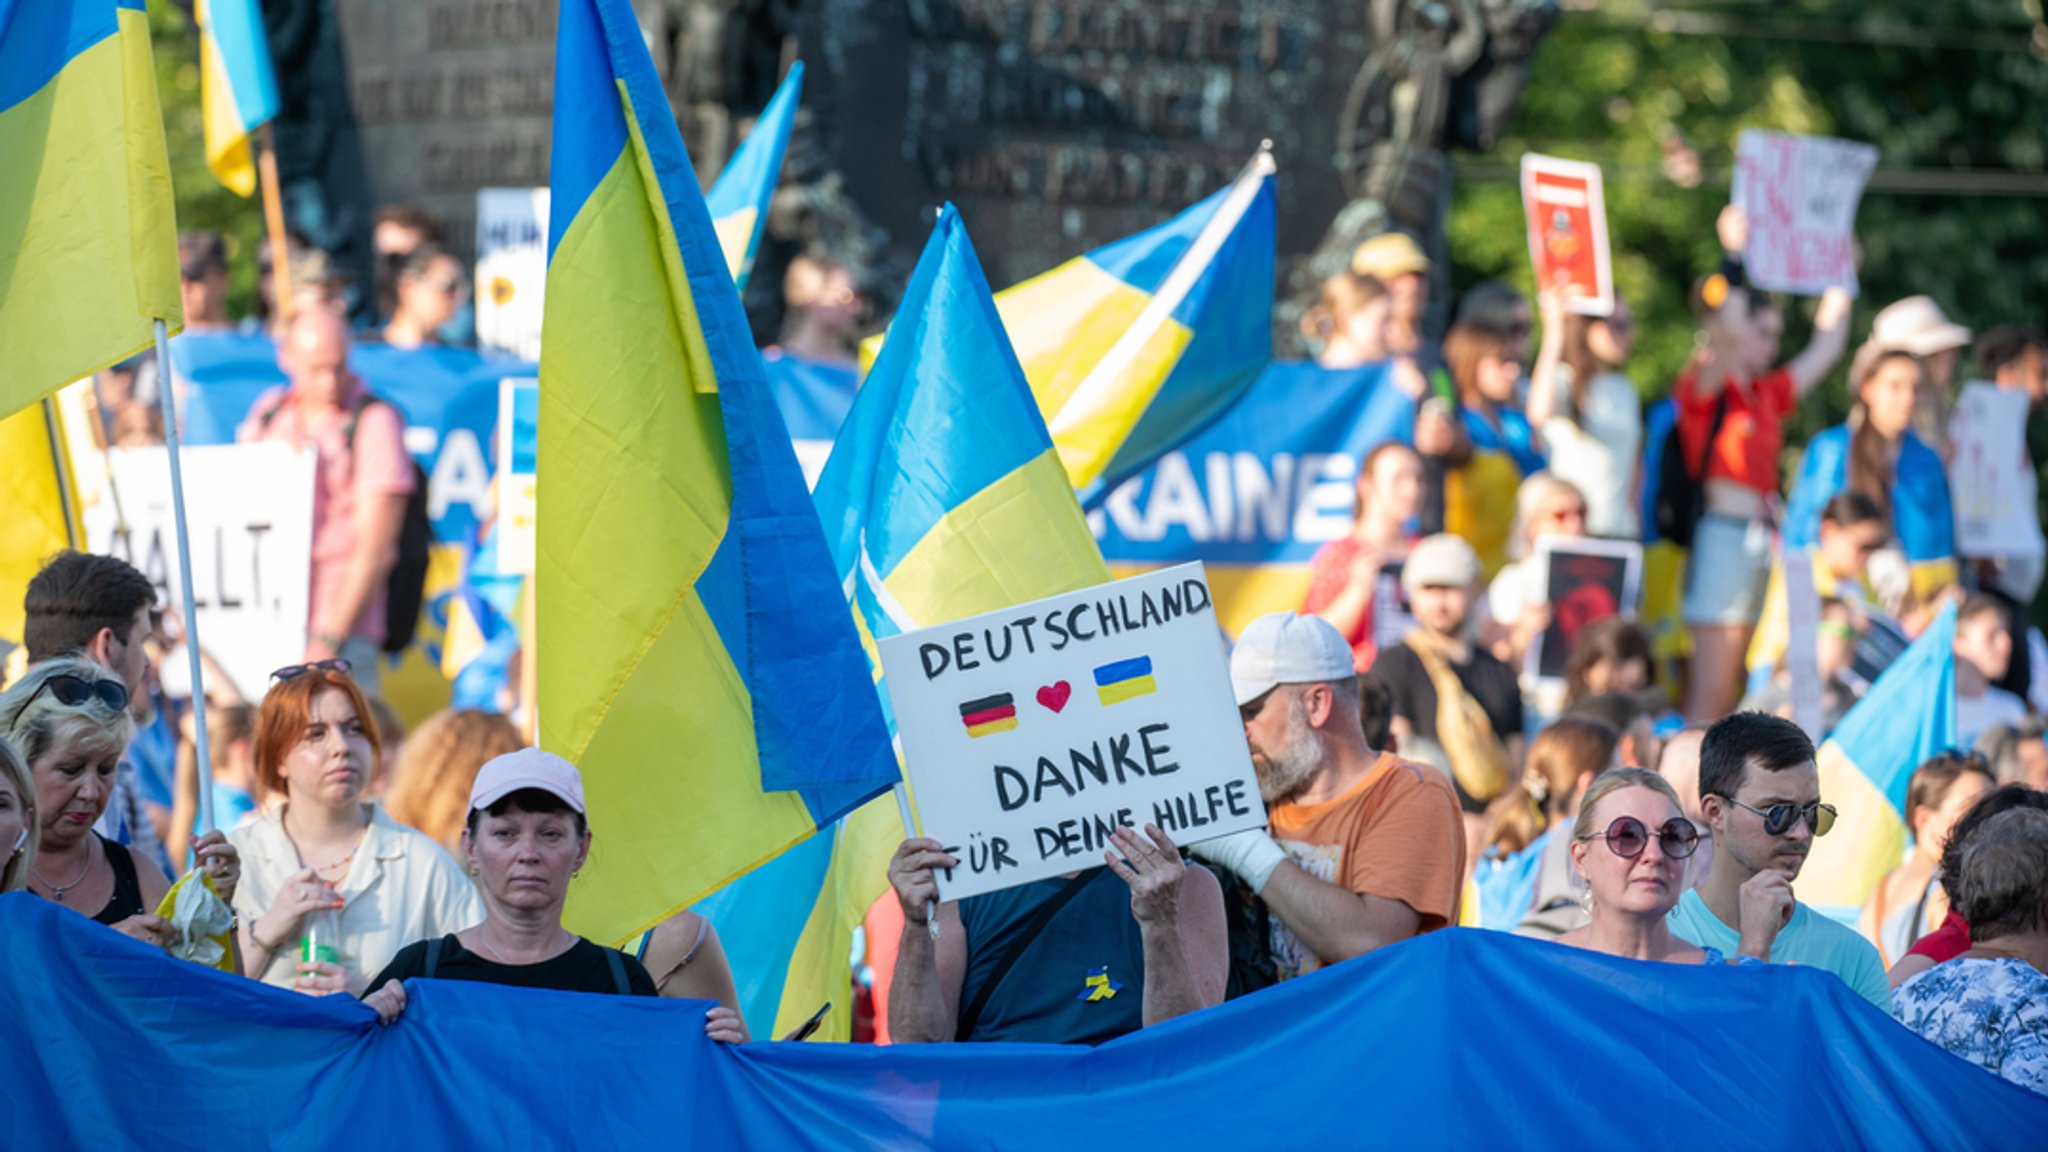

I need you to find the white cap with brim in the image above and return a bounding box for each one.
[1229,611,1356,707]
[468,747,586,814]
[1871,295,1972,358]
[1401,534,1482,596]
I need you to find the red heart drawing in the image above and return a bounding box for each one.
[1036,682,1072,713]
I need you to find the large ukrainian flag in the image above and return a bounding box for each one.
[704,61,801,292]
[195,0,277,196]
[0,404,81,649]
[711,206,1111,1041]
[1799,603,1956,917]
[540,0,894,948]
[0,0,183,416]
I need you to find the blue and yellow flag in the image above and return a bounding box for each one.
[1800,603,1956,917]
[704,61,801,292]
[713,206,1111,1041]
[539,0,894,947]
[0,403,81,649]
[997,155,1275,499]
[195,0,277,196]
[0,0,183,416]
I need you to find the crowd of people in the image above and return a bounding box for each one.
[7,189,2048,1103]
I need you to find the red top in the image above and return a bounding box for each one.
[1303,537,1384,674]
[1673,366,1796,497]
[1906,909,1972,964]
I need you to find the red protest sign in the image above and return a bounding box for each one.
[1520,154,1614,317]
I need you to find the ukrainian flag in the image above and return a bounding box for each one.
[704,62,801,292]
[710,206,1111,1041]
[1782,424,1959,602]
[1799,603,1957,917]
[195,0,277,196]
[539,0,894,948]
[0,0,183,416]
[0,404,81,649]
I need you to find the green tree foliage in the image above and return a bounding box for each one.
[1448,0,2048,448]
[148,0,266,318]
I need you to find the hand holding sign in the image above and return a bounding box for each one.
[1106,825,1188,926]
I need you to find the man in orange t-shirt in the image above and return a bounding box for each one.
[1191,613,1466,980]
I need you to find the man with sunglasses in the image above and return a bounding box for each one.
[1668,711,1891,1009]
[22,552,169,874]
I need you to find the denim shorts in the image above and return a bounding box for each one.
[1683,514,1773,626]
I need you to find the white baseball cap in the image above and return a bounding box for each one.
[1230,611,1355,706]
[1401,533,1481,595]
[468,748,586,814]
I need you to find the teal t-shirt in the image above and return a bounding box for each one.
[1668,888,1892,1011]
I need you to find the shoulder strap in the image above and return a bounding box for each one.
[424,935,444,979]
[1695,387,1732,480]
[954,870,1098,1042]
[605,947,631,996]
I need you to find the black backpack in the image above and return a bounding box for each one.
[1651,390,1729,550]
[258,392,433,654]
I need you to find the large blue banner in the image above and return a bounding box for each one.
[3,894,2038,1148]
[1091,360,1414,635]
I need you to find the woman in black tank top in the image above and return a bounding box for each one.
[92,833,148,926]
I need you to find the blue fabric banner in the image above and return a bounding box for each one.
[9,893,2035,1149]
[1091,359,1413,635]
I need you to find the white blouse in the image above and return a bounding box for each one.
[229,804,484,988]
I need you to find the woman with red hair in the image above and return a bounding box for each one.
[229,662,481,993]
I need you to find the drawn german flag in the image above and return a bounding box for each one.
[959,693,1018,738]
[1094,656,1157,705]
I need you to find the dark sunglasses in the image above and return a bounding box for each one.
[1581,815,1699,860]
[1728,797,1838,838]
[270,659,352,683]
[8,673,129,728]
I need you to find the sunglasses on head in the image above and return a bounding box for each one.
[270,659,352,683]
[1581,815,1699,860]
[8,673,129,728]
[1727,797,1837,837]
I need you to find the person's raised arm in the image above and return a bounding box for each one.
[885,839,967,1044]
[1191,827,1420,964]
[1107,826,1225,1028]
[1524,288,1571,431]
[1785,287,1853,398]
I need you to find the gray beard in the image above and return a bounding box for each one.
[1257,697,1323,804]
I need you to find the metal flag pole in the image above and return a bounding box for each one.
[151,320,217,837]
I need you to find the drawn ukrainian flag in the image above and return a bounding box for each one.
[0,0,184,415]
[1799,603,1957,917]
[196,0,277,196]
[704,62,801,292]
[706,205,1111,1041]
[539,0,893,948]
[1094,656,1157,706]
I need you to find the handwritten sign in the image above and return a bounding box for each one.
[1520,154,1613,316]
[1948,381,2043,560]
[1732,130,1877,297]
[476,188,549,363]
[878,564,1263,902]
[1525,539,1643,686]
[81,444,315,700]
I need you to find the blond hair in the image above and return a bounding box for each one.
[0,736,37,893]
[1570,768,1685,846]
[382,709,526,850]
[0,657,133,772]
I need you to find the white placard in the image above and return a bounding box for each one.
[1732,130,1878,297]
[82,444,316,701]
[476,188,550,363]
[877,564,1263,902]
[1949,381,2043,560]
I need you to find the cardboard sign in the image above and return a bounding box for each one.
[81,444,316,700]
[476,188,550,363]
[1949,381,2043,560]
[1520,154,1613,316]
[496,375,540,575]
[878,564,1262,902]
[1525,539,1643,685]
[1732,131,1877,297]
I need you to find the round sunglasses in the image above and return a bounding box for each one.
[1579,815,1700,860]
[270,659,352,683]
[1727,798,1837,838]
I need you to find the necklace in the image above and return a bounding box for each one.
[32,843,95,904]
[310,846,358,877]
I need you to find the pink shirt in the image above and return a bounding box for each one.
[238,381,415,643]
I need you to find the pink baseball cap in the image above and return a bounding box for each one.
[468,748,586,814]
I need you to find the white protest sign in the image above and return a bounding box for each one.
[878,564,1262,902]
[1948,381,2043,560]
[1732,130,1878,296]
[82,443,315,701]
[476,188,549,362]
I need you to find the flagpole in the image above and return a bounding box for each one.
[38,398,80,548]
[256,123,295,322]
[152,320,218,837]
